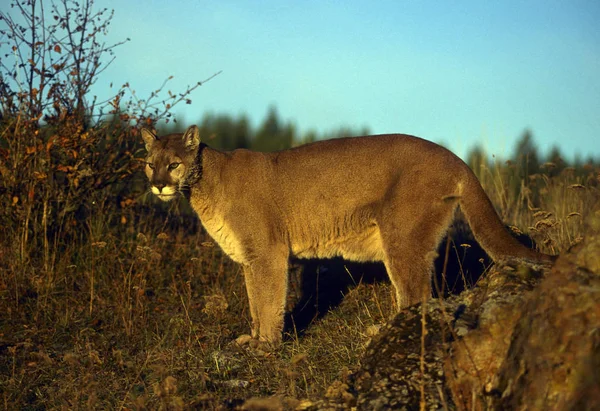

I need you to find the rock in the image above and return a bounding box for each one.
[444,266,540,410]
[220,379,250,389]
[353,300,457,410]
[490,204,600,410]
[241,396,283,410]
[365,324,382,337]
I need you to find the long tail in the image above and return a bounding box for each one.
[459,171,556,266]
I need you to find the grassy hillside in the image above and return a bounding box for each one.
[1,115,598,409]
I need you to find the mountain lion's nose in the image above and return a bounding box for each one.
[155,183,166,192]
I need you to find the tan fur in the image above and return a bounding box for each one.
[141,126,556,344]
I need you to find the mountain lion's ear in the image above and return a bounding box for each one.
[140,128,158,151]
[182,125,201,151]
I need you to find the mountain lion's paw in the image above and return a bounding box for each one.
[235,334,253,346]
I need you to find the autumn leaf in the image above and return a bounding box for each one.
[53,44,62,53]
[56,165,72,172]
[46,137,56,153]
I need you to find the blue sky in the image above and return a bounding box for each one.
[64,1,600,159]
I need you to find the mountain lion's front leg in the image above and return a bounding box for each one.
[242,248,289,344]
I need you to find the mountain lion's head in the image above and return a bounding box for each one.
[140,125,201,201]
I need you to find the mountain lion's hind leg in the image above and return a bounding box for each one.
[382,241,438,309]
[379,194,456,309]
[242,248,289,344]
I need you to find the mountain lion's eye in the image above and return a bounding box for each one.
[147,163,155,170]
[168,163,180,171]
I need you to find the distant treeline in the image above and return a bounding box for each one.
[151,105,371,152]
[466,128,598,180]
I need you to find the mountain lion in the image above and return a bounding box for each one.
[141,125,555,344]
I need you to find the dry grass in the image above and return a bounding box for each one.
[473,157,597,255]
[1,132,598,409]
[0,191,398,409]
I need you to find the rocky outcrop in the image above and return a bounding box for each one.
[352,300,457,410]
[490,208,600,410]
[308,204,600,410]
